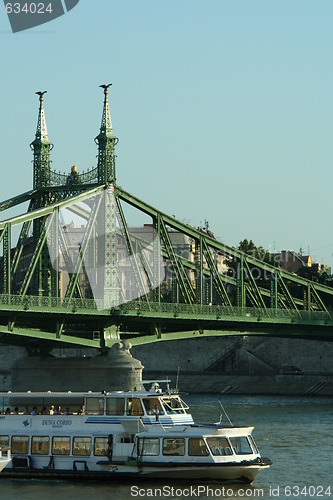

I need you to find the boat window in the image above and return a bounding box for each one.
[0,435,9,447]
[31,436,50,455]
[162,438,185,456]
[120,435,135,443]
[12,436,29,455]
[52,436,70,455]
[106,398,125,416]
[206,437,233,456]
[85,397,104,415]
[73,437,92,456]
[138,438,160,456]
[229,436,253,455]
[248,435,259,454]
[94,437,109,456]
[188,438,209,456]
[142,398,163,415]
[126,398,144,416]
[161,397,184,414]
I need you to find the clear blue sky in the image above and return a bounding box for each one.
[0,1,332,266]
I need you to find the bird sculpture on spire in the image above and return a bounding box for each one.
[99,84,112,95]
[35,90,47,102]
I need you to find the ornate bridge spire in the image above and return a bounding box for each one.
[95,83,118,184]
[30,91,52,189]
[34,91,49,142]
[29,91,54,297]
[99,84,114,137]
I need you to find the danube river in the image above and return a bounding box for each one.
[1,395,332,499]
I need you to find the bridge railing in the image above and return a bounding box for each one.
[0,295,331,323]
[0,294,98,311]
[120,301,332,323]
[49,166,99,186]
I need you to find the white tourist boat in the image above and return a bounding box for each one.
[0,382,270,482]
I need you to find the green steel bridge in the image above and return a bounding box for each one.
[1,86,333,352]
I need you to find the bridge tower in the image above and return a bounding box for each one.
[95,84,118,185]
[31,91,52,190]
[94,84,120,309]
[29,91,54,296]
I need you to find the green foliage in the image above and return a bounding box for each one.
[238,239,271,263]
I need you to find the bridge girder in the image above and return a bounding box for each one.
[0,182,333,348]
[1,87,333,349]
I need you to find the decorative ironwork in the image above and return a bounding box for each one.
[49,166,99,187]
[1,86,333,350]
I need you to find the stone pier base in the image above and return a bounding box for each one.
[10,341,143,392]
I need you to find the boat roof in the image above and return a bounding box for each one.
[137,424,255,438]
[0,389,179,399]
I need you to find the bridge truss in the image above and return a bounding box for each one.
[1,88,333,351]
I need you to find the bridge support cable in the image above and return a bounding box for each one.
[153,215,162,305]
[202,239,232,308]
[57,221,83,299]
[19,212,56,298]
[304,284,311,312]
[137,240,154,293]
[270,270,279,312]
[237,255,245,309]
[64,194,103,303]
[310,285,331,316]
[49,207,59,300]
[245,285,261,308]
[114,194,150,306]
[11,220,32,279]
[242,258,266,309]
[277,274,300,315]
[195,235,203,305]
[159,217,195,305]
[3,224,11,297]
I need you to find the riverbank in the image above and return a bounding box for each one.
[1,335,333,396]
[143,371,333,396]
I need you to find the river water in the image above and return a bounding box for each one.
[1,395,332,500]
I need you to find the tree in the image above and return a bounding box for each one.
[238,239,271,263]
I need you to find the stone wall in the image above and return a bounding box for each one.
[131,335,333,375]
[0,335,332,394]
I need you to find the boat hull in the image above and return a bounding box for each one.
[101,461,269,483]
[0,462,269,484]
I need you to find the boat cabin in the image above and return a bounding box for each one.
[0,384,191,421]
[134,426,260,464]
